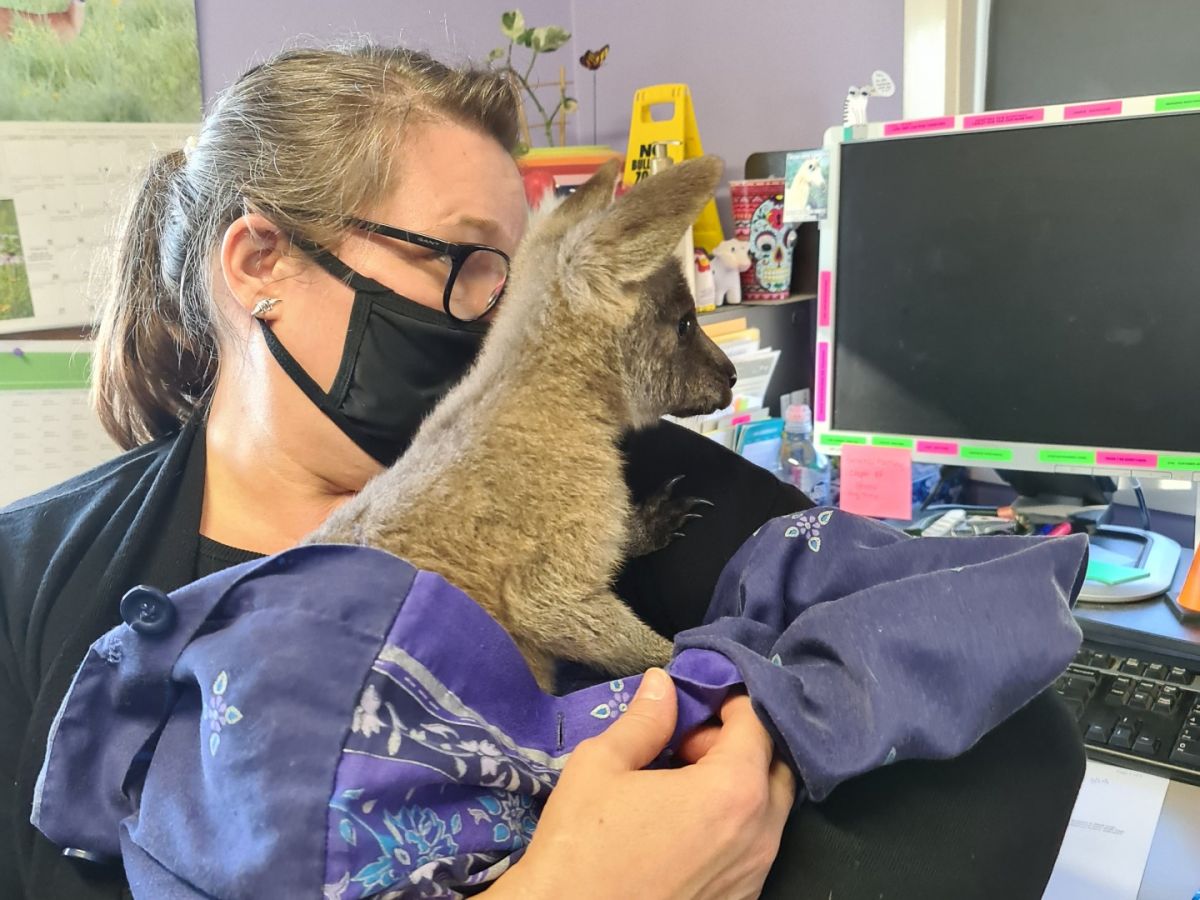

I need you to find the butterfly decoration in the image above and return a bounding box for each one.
[579,44,609,71]
[578,44,610,143]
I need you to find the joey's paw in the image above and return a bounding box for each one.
[630,475,714,556]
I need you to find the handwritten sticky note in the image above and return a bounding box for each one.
[838,444,912,520]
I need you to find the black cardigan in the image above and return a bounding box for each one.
[0,417,1082,900]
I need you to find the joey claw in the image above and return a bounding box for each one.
[627,476,716,558]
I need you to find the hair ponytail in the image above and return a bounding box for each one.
[92,147,217,449]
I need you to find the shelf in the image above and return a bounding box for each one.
[699,293,816,316]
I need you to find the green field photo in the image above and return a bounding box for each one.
[0,0,200,122]
[0,199,33,321]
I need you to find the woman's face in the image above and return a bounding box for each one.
[273,118,529,392]
[216,118,528,489]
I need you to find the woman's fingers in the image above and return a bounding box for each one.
[701,693,776,771]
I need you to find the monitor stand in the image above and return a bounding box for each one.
[1007,497,1181,604]
[1082,525,1181,604]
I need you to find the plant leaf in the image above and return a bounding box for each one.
[487,47,506,62]
[500,10,525,39]
[531,25,570,52]
[515,28,535,48]
[562,97,579,113]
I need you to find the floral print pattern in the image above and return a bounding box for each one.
[589,679,631,720]
[783,508,834,553]
[204,670,243,756]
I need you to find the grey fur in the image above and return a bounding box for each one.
[307,156,735,691]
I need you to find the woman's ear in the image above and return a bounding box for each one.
[219,213,295,320]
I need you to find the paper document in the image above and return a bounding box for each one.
[1043,760,1169,900]
[0,341,119,507]
[730,348,780,410]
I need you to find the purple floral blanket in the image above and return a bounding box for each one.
[32,509,1086,898]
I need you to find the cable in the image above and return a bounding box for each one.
[1131,477,1152,531]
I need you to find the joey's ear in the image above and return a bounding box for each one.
[552,158,622,222]
[585,155,723,281]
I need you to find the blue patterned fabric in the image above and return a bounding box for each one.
[32,509,1087,899]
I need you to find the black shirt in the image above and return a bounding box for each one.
[194,536,263,581]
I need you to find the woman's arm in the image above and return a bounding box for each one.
[484,669,794,900]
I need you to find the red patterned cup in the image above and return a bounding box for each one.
[729,178,796,301]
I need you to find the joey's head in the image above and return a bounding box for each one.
[507,155,735,427]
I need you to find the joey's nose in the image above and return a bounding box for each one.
[728,369,738,387]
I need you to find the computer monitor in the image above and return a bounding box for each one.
[815,91,1200,483]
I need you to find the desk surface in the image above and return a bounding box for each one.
[1140,779,1200,898]
[1072,540,1200,898]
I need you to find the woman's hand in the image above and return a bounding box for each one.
[489,669,795,900]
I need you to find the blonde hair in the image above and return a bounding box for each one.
[92,46,521,449]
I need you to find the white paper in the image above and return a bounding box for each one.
[740,435,781,472]
[0,340,119,507]
[731,348,780,410]
[1043,760,1169,900]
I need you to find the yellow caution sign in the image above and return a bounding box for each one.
[624,84,724,252]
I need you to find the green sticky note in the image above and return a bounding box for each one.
[1160,456,1200,471]
[0,351,91,391]
[872,436,915,449]
[1038,449,1096,466]
[1156,93,1200,113]
[961,446,1014,463]
[1086,561,1151,586]
[821,433,868,447]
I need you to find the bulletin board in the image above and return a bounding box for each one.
[0,0,200,498]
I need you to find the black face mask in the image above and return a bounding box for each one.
[258,253,488,467]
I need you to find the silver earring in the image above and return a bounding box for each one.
[251,297,280,319]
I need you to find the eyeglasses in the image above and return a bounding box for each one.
[348,217,510,323]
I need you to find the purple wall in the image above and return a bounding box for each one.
[196,0,902,221]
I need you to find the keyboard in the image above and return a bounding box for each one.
[1057,640,1200,782]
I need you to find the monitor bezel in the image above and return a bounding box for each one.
[815,90,1200,482]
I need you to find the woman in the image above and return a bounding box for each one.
[0,46,1082,899]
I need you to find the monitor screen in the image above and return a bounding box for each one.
[831,111,1200,455]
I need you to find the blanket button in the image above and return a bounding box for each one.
[120,585,177,637]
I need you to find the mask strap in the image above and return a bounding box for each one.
[293,238,393,295]
[256,319,393,465]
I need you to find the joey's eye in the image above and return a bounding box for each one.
[677,314,694,338]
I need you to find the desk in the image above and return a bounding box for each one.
[1070,544,1200,898]
[1138,778,1200,898]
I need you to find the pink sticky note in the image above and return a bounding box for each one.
[814,342,829,422]
[963,108,1045,129]
[1097,451,1157,468]
[1064,100,1123,120]
[883,116,956,136]
[838,444,913,521]
[818,270,832,327]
